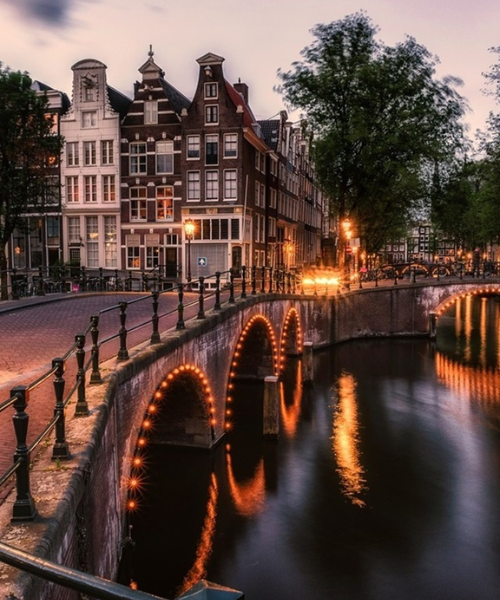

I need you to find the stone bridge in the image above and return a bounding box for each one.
[3,278,500,600]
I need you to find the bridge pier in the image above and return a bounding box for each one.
[429,311,437,339]
[301,341,314,385]
[263,376,279,439]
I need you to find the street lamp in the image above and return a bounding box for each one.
[184,218,195,291]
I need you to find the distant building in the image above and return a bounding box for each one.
[60,59,131,271]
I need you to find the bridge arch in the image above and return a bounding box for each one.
[125,363,216,512]
[279,307,303,371]
[225,314,279,433]
[433,285,500,318]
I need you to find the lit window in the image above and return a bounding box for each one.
[156,186,173,221]
[127,246,140,269]
[104,216,117,268]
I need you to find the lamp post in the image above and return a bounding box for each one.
[341,217,352,280]
[184,218,195,291]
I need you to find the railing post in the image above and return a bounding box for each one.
[10,386,37,522]
[268,267,273,294]
[52,358,71,460]
[260,266,265,293]
[214,272,221,310]
[80,266,87,292]
[228,268,235,303]
[127,270,133,291]
[241,265,247,298]
[394,274,398,285]
[89,315,102,384]
[117,302,129,361]
[251,265,257,295]
[142,272,148,292]
[411,267,416,284]
[197,277,205,318]
[176,284,185,330]
[74,334,89,416]
[37,265,46,296]
[150,291,160,344]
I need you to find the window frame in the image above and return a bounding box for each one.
[129,142,147,175]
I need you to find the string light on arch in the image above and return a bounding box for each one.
[225,314,279,431]
[280,308,303,372]
[126,363,216,513]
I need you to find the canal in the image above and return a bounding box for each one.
[120,295,500,600]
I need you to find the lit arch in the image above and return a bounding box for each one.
[434,286,500,318]
[225,314,279,432]
[126,363,216,512]
[279,307,303,371]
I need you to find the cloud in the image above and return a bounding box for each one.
[2,0,74,26]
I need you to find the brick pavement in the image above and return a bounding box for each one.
[0,290,202,488]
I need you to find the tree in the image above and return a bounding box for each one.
[0,65,63,298]
[277,12,467,255]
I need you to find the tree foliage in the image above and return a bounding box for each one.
[277,12,467,253]
[0,64,63,276]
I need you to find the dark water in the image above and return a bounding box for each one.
[121,295,500,600]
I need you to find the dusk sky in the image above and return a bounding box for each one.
[0,0,498,135]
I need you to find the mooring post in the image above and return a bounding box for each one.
[263,375,279,439]
[302,341,314,385]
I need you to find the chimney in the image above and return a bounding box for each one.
[233,78,249,105]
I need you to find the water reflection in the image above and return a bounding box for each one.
[280,358,302,437]
[225,445,266,517]
[332,372,367,507]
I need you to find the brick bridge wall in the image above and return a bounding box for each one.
[5,279,500,599]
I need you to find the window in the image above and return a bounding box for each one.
[83,141,96,166]
[189,218,240,240]
[224,170,237,200]
[205,171,219,201]
[224,133,237,158]
[47,217,60,246]
[187,171,200,201]
[130,142,147,174]
[127,246,140,269]
[255,181,260,207]
[66,142,79,166]
[103,175,115,202]
[84,86,95,102]
[86,217,99,268]
[68,217,80,244]
[84,176,97,202]
[101,140,113,165]
[156,186,173,221]
[205,105,218,124]
[82,111,97,128]
[156,141,174,174]
[66,176,79,203]
[260,184,265,207]
[144,100,158,124]
[205,135,218,165]
[187,135,200,159]
[130,187,147,221]
[146,246,159,268]
[270,188,277,208]
[104,216,117,268]
[204,82,218,98]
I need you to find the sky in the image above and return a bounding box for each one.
[0,0,499,136]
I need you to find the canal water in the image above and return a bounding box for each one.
[120,295,500,600]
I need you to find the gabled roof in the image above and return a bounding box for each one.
[258,119,280,151]
[159,79,191,114]
[107,85,132,119]
[196,52,225,67]
[224,80,259,130]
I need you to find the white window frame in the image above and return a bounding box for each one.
[82,111,97,128]
[84,175,97,203]
[130,188,147,221]
[224,169,237,200]
[103,175,115,202]
[223,133,237,158]
[66,176,79,203]
[144,100,158,124]
[205,170,219,202]
[101,140,114,165]
[205,105,218,125]
[156,186,174,221]
[66,142,79,167]
[187,171,200,202]
[187,135,200,159]
[156,141,174,174]
[129,142,147,174]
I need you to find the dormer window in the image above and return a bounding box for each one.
[204,82,218,99]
